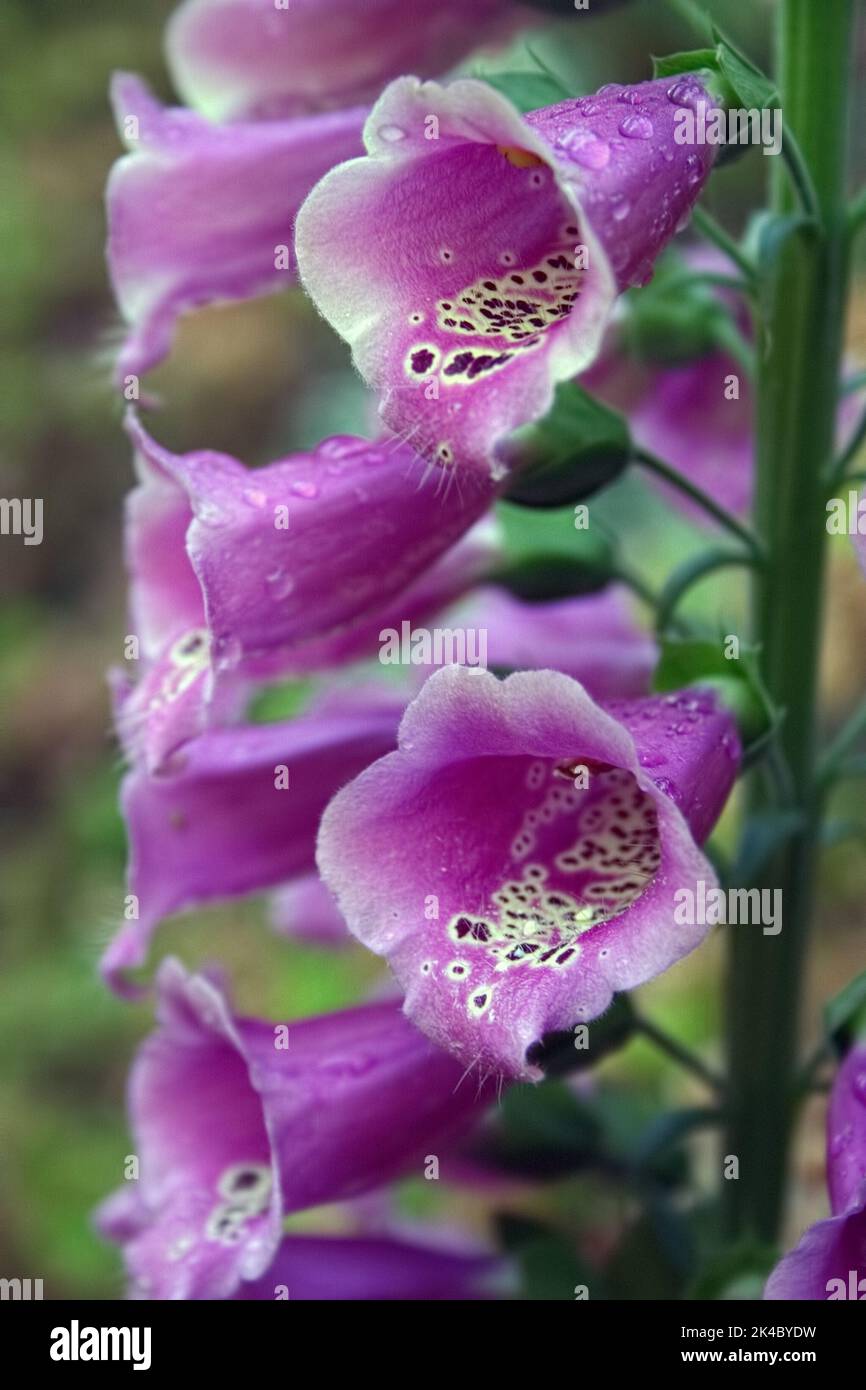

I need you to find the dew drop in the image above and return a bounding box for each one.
[378,123,406,142]
[667,79,703,109]
[612,197,631,222]
[853,1071,866,1103]
[562,132,611,170]
[684,152,704,187]
[290,479,319,499]
[619,113,653,140]
[266,569,295,600]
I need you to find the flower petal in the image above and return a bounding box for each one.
[232,1232,503,1301]
[296,75,716,476]
[107,73,365,380]
[103,689,403,995]
[126,412,499,680]
[99,959,493,1298]
[318,666,736,1078]
[166,0,521,122]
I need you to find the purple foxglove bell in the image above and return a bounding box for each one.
[296,74,719,478]
[107,74,366,381]
[166,0,523,123]
[125,412,499,684]
[317,665,740,1078]
[102,685,403,995]
[232,1232,503,1301]
[443,583,657,697]
[268,872,348,947]
[96,958,493,1299]
[765,1043,866,1300]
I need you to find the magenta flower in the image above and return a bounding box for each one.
[765,1044,866,1300]
[125,412,498,685]
[107,74,366,381]
[166,0,522,122]
[232,1232,502,1301]
[446,583,657,697]
[296,74,718,477]
[96,958,492,1299]
[268,872,348,947]
[103,686,403,994]
[318,665,739,1078]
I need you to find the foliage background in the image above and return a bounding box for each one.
[1,0,864,1298]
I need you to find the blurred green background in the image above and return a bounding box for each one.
[1,0,865,1298]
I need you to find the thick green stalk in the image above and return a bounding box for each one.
[724,0,854,1241]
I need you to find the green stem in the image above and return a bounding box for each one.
[633,448,765,560]
[724,0,854,1243]
[691,206,757,284]
[655,548,757,634]
[635,1015,726,1095]
[848,185,866,236]
[818,697,866,788]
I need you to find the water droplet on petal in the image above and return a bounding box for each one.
[559,131,611,170]
[266,570,295,600]
[612,197,631,222]
[853,1071,866,1103]
[378,124,406,142]
[667,79,703,108]
[290,479,318,499]
[619,113,654,140]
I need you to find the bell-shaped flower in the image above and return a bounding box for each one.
[765,1043,866,1300]
[106,73,366,381]
[103,682,404,995]
[166,0,523,123]
[232,1232,503,1301]
[318,665,740,1078]
[296,73,719,477]
[124,412,499,685]
[96,958,493,1299]
[268,872,349,947]
[442,583,657,697]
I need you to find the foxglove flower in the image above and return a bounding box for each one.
[96,959,492,1299]
[296,74,718,477]
[103,685,403,994]
[107,74,366,381]
[444,583,656,696]
[125,412,499,684]
[232,1232,502,1301]
[268,872,348,947]
[765,1043,866,1300]
[318,665,739,1078]
[167,0,523,123]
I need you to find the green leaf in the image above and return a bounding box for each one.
[479,69,571,114]
[620,255,736,365]
[652,48,718,82]
[503,382,631,507]
[712,25,779,110]
[824,969,866,1054]
[652,635,778,758]
[688,1238,778,1300]
[496,1215,595,1301]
